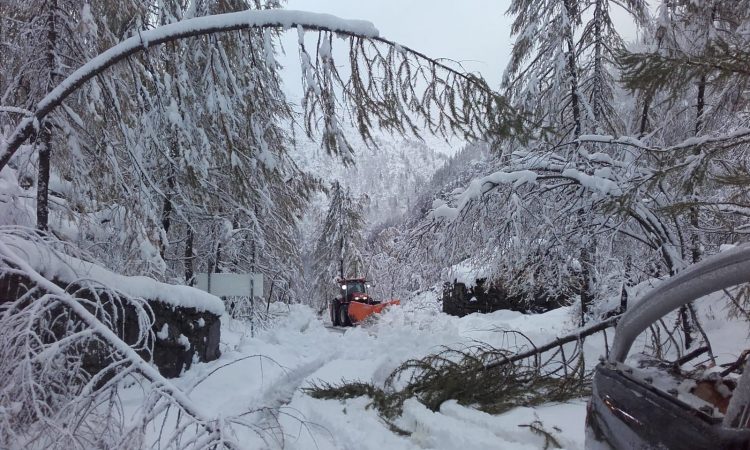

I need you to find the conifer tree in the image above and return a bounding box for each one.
[311,182,365,309]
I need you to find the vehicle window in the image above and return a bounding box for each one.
[347,282,365,293]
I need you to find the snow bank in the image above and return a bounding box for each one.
[3,234,224,315]
[286,301,592,449]
[123,299,593,448]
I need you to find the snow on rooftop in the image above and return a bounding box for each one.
[3,233,225,315]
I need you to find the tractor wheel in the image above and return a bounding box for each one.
[330,301,339,326]
[338,303,351,327]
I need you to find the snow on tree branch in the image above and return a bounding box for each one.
[0,7,527,177]
[0,9,379,174]
[0,106,33,117]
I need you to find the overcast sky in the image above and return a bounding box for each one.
[277,1,645,98]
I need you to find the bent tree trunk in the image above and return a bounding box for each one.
[0,9,521,178]
[0,10,380,174]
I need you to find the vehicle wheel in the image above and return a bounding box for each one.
[330,300,338,326]
[338,303,351,327]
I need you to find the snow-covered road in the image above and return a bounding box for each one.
[123,294,596,449]
[123,290,749,449]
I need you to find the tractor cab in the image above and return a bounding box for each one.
[338,278,374,304]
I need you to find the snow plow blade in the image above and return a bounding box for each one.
[348,299,400,323]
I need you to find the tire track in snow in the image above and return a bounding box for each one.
[251,352,338,447]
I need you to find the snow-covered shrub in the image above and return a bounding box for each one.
[0,229,152,447]
[0,228,236,448]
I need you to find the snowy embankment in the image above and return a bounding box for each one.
[122,290,749,449]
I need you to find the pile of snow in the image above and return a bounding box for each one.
[2,232,224,315]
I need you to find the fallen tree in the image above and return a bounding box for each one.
[305,313,621,432]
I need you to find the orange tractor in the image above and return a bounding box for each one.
[329,277,400,326]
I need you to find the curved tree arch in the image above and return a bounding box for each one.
[0,8,524,174]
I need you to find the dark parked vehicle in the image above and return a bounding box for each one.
[586,246,750,449]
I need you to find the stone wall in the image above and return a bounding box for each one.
[150,300,221,378]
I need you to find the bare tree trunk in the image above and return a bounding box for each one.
[695,75,706,136]
[562,0,592,325]
[580,243,595,325]
[213,241,222,273]
[160,185,173,258]
[160,41,182,259]
[339,235,344,278]
[36,0,58,232]
[250,239,257,272]
[563,4,582,139]
[592,0,604,128]
[36,132,51,232]
[184,228,194,284]
[638,98,650,138]
[620,255,632,314]
[679,75,708,350]
[336,182,345,278]
[690,75,706,264]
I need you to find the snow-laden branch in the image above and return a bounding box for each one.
[431,170,538,220]
[432,126,750,224]
[0,237,241,449]
[576,134,649,149]
[0,106,33,116]
[0,9,378,173]
[484,313,622,370]
[663,127,750,152]
[430,162,624,221]
[573,128,750,153]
